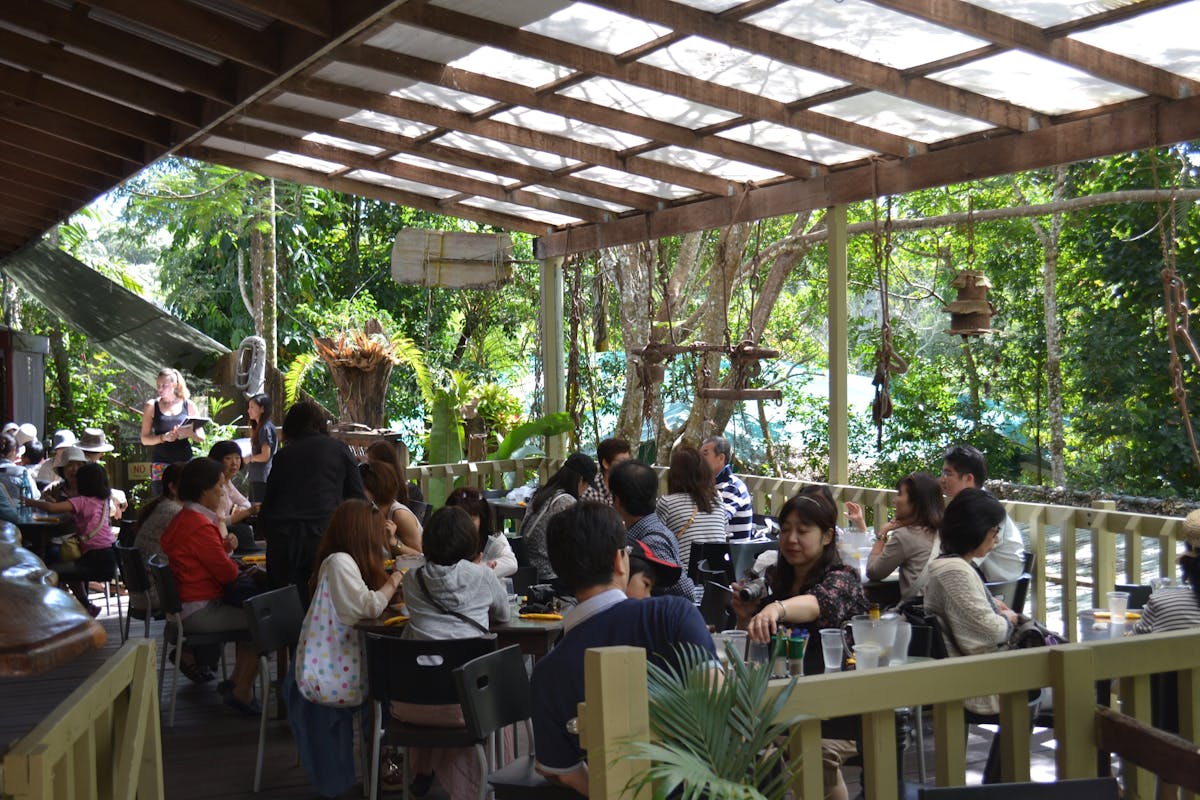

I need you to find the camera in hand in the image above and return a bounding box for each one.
[738,576,770,602]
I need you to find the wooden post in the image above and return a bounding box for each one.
[860,709,897,799]
[827,204,849,487]
[1050,645,1096,779]
[1118,673,1154,798]
[1182,666,1199,800]
[539,255,565,461]
[1091,500,1117,611]
[1029,506,1046,619]
[583,646,649,800]
[787,718,824,800]
[933,700,966,786]
[1058,507,1080,642]
[996,690,1032,782]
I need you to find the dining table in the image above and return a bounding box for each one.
[486,498,527,534]
[15,513,74,560]
[355,611,563,662]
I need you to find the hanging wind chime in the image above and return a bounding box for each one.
[943,198,997,336]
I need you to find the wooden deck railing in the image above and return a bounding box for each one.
[580,628,1200,800]
[1,639,163,800]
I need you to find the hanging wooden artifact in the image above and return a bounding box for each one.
[944,270,996,336]
[631,341,782,400]
[391,229,512,288]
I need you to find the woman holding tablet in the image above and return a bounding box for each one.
[140,368,205,496]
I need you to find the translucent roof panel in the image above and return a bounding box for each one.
[490,106,649,150]
[747,0,988,70]
[963,0,1122,28]
[931,51,1145,115]
[316,62,415,96]
[1072,4,1200,83]
[520,2,670,55]
[304,132,386,157]
[638,36,848,104]
[270,93,358,121]
[810,92,993,144]
[339,109,436,139]
[558,77,740,129]
[673,0,745,12]
[430,0,573,30]
[434,131,581,171]
[365,22,475,65]
[346,169,460,199]
[391,82,497,114]
[569,166,697,200]
[389,153,519,187]
[521,184,633,213]
[450,46,574,89]
[717,122,876,165]
[637,147,783,183]
[203,136,345,174]
[459,196,582,226]
[241,118,309,139]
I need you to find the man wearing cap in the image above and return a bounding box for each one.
[700,436,754,540]
[608,459,700,602]
[531,502,716,795]
[580,437,631,506]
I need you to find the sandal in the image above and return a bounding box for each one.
[177,651,215,684]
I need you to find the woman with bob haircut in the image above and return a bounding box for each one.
[865,471,945,598]
[445,486,517,578]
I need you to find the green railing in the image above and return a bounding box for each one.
[1,639,163,800]
[580,629,1200,800]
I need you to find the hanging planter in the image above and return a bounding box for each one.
[943,269,996,336]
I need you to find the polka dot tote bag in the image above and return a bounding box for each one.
[296,574,365,706]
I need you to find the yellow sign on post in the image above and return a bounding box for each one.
[127,462,151,482]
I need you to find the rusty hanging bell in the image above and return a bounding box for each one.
[943,269,996,336]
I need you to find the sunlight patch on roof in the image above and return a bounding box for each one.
[317,61,416,96]
[569,166,697,199]
[931,51,1145,115]
[450,46,574,88]
[365,22,476,64]
[638,36,847,103]
[389,153,519,186]
[1072,4,1200,83]
[491,106,649,150]
[434,131,581,170]
[747,0,987,70]
[346,169,459,198]
[811,92,993,143]
[459,196,581,225]
[521,184,633,213]
[339,109,436,139]
[521,2,670,55]
[558,77,740,129]
[390,81,496,114]
[717,122,875,164]
[637,146,783,183]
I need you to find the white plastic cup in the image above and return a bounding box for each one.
[820,628,844,672]
[714,630,748,662]
[890,620,912,665]
[1107,590,1130,620]
[853,643,882,670]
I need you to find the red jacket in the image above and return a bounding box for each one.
[161,507,238,603]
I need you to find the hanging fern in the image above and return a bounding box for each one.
[284,351,321,405]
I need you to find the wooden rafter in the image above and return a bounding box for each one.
[0,99,148,165]
[0,124,130,181]
[0,173,92,207]
[389,4,927,158]
[0,151,114,197]
[222,0,332,37]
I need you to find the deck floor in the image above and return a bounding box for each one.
[2,609,1069,799]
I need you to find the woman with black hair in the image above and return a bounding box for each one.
[865,471,945,598]
[521,455,593,581]
[245,393,277,503]
[209,440,259,551]
[445,486,517,578]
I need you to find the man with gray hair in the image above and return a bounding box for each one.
[699,436,753,539]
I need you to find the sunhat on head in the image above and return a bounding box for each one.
[2,422,17,436]
[54,446,87,477]
[15,423,37,449]
[77,428,114,453]
[1183,509,1200,550]
[51,430,77,450]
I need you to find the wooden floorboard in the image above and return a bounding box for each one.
[1,611,1065,799]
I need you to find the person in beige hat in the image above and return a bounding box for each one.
[38,430,77,486]
[77,428,115,460]
[42,446,88,502]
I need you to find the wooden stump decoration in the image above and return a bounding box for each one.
[944,269,996,336]
[312,319,397,429]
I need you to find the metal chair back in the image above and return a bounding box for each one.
[244,585,303,656]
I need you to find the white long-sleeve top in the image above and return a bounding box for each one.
[315,552,393,626]
[483,533,518,579]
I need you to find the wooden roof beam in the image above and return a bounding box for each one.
[0,172,94,208]
[534,92,1200,258]
[78,0,281,74]
[0,64,174,148]
[287,75,735,196]
[213,122,606,222]
[0,126,127,182]
[221,0,333,37]
[339,45,819,177]
[0,99,145,166]
[241,105,661,211]
[869,0,1200,99]
[389,3,925,157]
[0,149,115,196]
[0,29,204,128]
[0,199,57,231]
[0,230,40,251]
[185,144,550,234]
[593,0,1043,132]
[0,0,238,105]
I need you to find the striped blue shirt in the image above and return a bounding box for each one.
[714,465,754,540]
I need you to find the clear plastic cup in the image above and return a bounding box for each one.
[1150,577,1173,593]
[890,620,911,665]
[714,630,748,662]
[1107,590,1130,620]
[747,641,770,665]
[820,628,844,672]
[853,643,882,670]
[857,546,873,581]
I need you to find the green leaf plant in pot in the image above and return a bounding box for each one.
[622,642,802,800]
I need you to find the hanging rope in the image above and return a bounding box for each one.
[870,178,909,450]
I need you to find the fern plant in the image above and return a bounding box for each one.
[623,643,802,800]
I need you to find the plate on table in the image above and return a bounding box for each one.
[1091,610,1140,620]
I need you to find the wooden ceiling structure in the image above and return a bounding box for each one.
[1,0,1199,262]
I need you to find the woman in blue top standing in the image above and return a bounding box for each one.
[245,393,277,503]
[140,368,204,496]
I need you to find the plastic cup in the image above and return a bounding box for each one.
[1150,577,1173,593]
[1107,590,1130,620]
[820,628,844,672]
[747,641,770,665]
[853,643,882,670]
[890,620,912,665]
[857,546,873,581]
[714,630,748,661]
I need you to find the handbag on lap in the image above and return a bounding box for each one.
[295,571,365,706]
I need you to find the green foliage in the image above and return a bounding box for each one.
[622,642,801,800]
[493,412,574,460]
[426,389,465,506]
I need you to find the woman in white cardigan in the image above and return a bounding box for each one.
[924,488,1018,715]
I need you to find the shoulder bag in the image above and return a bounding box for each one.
[295,570,365,706]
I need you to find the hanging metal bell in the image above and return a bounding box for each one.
[943,269,996,336]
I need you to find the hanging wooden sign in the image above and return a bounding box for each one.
[391,229,513,288]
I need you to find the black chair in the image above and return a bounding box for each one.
[699,581,733,630]
[407,499,432,528]
[54,543,123,626]
[729,537,776,581]
[1114,582,1153,610]
[454,645,584,799]
[364,633,497,800]
[114,543,162,641]
[863,580,901,608]
[146,554,252,727]
[511,565,538,597]
[244,586,304,793]
[508,536,530,568]
[983,576,1030,617]
[688,542,732,584]
[918,777,1120,799]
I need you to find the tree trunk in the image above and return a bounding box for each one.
[263,178,278,371]
[48,327,73,417]
[319,360,395,428]
[613,244,652,446]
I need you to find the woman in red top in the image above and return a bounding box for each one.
[161,457,260,714]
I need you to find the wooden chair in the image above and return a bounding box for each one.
[454,645,583,799]
[364,633,497,800]
[244,586,304,792]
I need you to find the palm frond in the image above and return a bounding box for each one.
[284,351,321,405]
[390,333,434,406]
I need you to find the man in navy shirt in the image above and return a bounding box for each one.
[531,502,716,795]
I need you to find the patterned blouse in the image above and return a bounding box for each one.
[761,561,868,675]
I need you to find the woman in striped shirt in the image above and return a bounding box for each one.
[1133,511,1200,636]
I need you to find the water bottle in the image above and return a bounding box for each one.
[19,477,32,522]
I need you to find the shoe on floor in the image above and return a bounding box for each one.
[85,603,102,618]
[223,691,262,716]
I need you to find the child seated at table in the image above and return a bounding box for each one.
[393,505,511,798]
